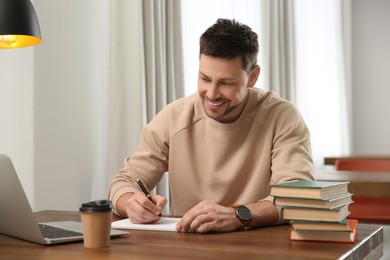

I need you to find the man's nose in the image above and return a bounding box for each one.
[207,83,220,100]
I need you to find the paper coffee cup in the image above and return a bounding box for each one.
[80,200,113,248]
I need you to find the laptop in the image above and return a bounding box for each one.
[0,154,128,245]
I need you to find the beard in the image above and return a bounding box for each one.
[202,98,242,123]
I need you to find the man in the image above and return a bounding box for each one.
[108,18,314,233]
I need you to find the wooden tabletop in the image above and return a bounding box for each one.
[324,156,390,165]
[0,210,384,259]
[316,168,390,198]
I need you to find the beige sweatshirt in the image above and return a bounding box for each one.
[108,88,314,220]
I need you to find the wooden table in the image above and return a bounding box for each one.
[0,211,384,259]
[316,169,390,224]
[316,169,390,198]
[324,156,390,166]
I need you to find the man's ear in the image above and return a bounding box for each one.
[248,65,260,88]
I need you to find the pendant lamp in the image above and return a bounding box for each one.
[0,0,42,49]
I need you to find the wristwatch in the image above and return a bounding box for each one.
[231,205,252,227]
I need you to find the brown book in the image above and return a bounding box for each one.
[282,204,350,222]
[289,219,358,243]
[274,193,353,209]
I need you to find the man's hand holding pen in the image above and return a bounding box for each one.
[125,183,167,224]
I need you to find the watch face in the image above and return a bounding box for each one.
[236,205,252,221]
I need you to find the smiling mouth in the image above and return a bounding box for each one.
[207,100,225,107]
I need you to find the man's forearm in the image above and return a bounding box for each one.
[248,200,279,227]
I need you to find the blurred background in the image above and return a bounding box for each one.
[0,0,389,214]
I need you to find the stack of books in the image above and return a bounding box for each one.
[270,180,358,243]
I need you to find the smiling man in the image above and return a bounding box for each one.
[108,18,314,233]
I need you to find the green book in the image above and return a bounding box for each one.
[270,180,350,199]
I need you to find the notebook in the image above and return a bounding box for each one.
[0,154,128,245]
[112,217,181,232]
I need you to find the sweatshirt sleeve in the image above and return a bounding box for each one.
[108,107,171,216]
[266,98,315,224]
[269,101,315,184]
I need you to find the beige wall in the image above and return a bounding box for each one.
[0,49,34,204]
[352,0,390,154]
[0,0,109,211]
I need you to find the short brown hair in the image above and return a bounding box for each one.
[199,18,259,73]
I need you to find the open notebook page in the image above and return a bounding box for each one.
[111,217,181,232]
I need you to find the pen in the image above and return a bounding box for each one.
[137,179,162,218]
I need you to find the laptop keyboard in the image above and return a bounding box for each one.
[39,224,83,239]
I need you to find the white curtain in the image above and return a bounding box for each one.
[261,0,352,167]
[260,0,296,102]
[92,0,184,214]
[294,0,352,167]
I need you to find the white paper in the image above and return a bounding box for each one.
[111,217,181,232]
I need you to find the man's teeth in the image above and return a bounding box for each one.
[208,101,224,106]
